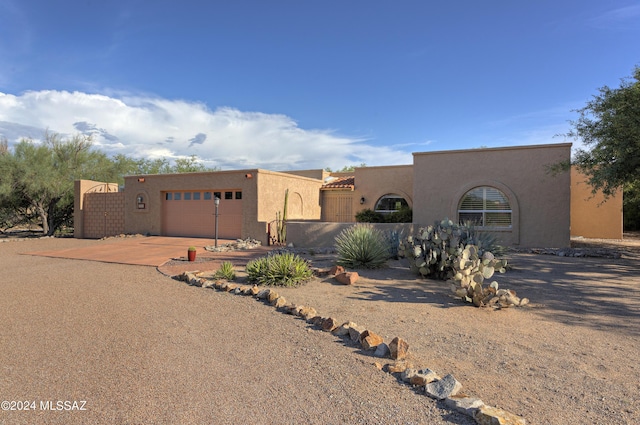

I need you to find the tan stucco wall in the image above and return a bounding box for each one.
[74,179,119,238]
[413,143,572,248]
[286,222,414,248]
[353,165,413,216]
[123,170,260,238]
[255,170,323,223]
[120,169,322,244]
[570,169,623,239]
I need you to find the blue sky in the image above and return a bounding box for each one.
[0,0,638,170]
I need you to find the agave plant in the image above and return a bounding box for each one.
[246,252,313,286]
[214,261,236,281]
[335,224,389,269]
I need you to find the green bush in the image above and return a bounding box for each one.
[335,224,389,269]
[355,209,385,223]
[246,252,313,286]
[355,207,412,223]
[214,261,236,280]
[386,206,413,223]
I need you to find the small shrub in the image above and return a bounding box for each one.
[355,209,385,223]
[214,261,236,280]
[335,224,389,269]
[386,206,413,223]
[246,252,313,286]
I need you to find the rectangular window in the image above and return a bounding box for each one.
[225,191,233,200]
[193,192,201,200]
[204,192,212,200]
[214,192,221,200]
[174,192,181,201]
[165,193,172,201]
[184,192,192,200]
[235,191,242,200]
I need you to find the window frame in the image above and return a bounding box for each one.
[458,186,512,229]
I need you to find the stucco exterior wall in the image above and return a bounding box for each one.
[123,170,260,237]
[286,222,414,248]
[412,143,572,248]
[255,170,323,223]
[570,168,623,239]
[353,165,413,216]
[73,179,119,238]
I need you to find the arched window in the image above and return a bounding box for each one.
[458,187,511,228]
[375,194,409,214]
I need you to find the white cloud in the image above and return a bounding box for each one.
[0,90,413,170]
[589,5,640,30]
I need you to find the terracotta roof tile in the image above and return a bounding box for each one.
[322,176,355,190]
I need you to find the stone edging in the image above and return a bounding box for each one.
[173,270,527,425]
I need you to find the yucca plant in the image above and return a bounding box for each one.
[246,252,313,286]
[335,224,389,269]
[214,261,236,280]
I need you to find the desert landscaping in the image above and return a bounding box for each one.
[1,233,639,424]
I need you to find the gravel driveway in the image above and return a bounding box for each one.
[0,238,474,425]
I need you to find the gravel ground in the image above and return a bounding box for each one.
[0,238,475,425]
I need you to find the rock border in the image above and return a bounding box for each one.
[173,270,527,424]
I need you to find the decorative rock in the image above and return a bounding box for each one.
[225,283,239,292]
[202,281,215,289]
[329,265,345,275]
[335,272,359,285]
[359,330,384,350]
[374,343,390,358]
[249,285,260,296]
[444,396,485,418]
[425,374,463,400]
[332,321,357,337]
[348,325,364,343]
[401,368,419,383]
[272,297,288,308]
[214,280,225,290]
[389,337,410,360]
[474,406,527,425]
[387,361,411,374]
[418,368,440,384]
[239,285,253,295]
[256,288,271,299]
[310,316,324,326]
[321,317,339,332]
[267,291,280,304]
[298,306,317,320]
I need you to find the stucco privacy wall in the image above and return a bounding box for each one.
[571,168,623,239]
[254,170,323,241]
[73,180,120,238]
[412,143,572,248]
[286,222,414,248]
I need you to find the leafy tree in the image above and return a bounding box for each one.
[325,163,367,172]
[566,66,640,197]
[0,133,119,235]
[0,133,221,235]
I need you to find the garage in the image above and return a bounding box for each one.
[162,190,242,239]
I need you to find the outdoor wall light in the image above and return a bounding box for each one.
[360,197,365,204]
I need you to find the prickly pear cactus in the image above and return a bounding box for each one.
[398,219,467,280]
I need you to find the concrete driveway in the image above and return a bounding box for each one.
[23,236,235,266]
